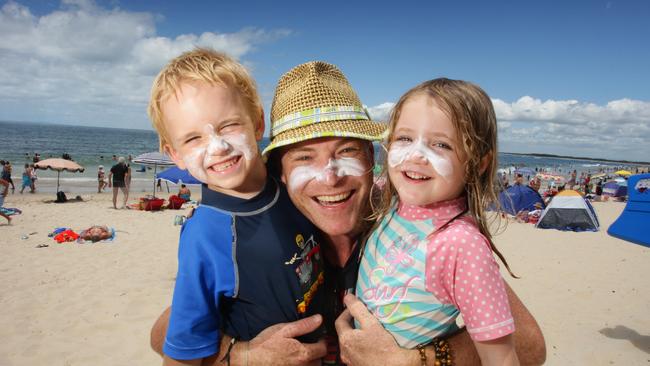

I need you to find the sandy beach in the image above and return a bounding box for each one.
[0,181,648,365]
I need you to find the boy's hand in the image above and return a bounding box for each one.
[246,314,326,366]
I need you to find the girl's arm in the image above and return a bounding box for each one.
[474,334,520,366]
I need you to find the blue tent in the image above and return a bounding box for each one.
[498,184,546,215]
[602,180,627,198]
[608,174,650,247]
[156,166,201,185]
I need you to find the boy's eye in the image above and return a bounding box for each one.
[219,122,241,134]
[184,136,200,144]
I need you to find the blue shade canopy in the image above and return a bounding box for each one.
[156,166,201,185]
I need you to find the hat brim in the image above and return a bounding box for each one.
[262,119,387,158]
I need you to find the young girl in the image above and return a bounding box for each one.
[357,78,519,365]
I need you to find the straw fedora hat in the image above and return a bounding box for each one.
[262,61,386,157]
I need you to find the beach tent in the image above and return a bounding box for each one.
[156,166,201,185]
[615,170,632,177]
[608,174,650,248]
[536,190,600,231]
[498,184,545,215]
[602,180,628,198]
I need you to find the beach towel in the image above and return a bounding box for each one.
[53,229,79,243]
[0,207,21,216]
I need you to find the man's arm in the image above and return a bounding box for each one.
[108,171,113,187]
[335,282,546,366]
[150,307,326,366]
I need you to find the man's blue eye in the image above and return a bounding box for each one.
[395,136,412,142]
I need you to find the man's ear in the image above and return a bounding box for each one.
[479,152,491,175]
[164,144,186,170]
[255,110,265,141]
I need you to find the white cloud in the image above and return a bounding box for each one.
[0,0,291,129]
[366,97,650,162]
[365,102,394,123]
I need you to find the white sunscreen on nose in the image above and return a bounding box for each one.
[287,157,366,190]
[181,124,254,181]
[387,137,453,178]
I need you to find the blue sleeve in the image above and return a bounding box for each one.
[163,213,235,360]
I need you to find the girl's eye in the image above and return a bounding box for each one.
[394,135,412,143]
[432,142,452,150]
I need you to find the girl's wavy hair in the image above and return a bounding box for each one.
[370,78,515,277]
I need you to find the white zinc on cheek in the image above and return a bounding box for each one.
[287,157,366,191]
[387,137,453,178]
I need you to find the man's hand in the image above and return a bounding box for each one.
[334,294,416,366]
[245,314,327,366]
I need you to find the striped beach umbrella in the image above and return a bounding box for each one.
[132,152,175,198]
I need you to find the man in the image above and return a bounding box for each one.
[108,156,129,209]
[151,61,546,365]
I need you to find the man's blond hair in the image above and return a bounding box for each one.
[148,47,263,150]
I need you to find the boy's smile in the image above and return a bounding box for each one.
[162,80,266,199]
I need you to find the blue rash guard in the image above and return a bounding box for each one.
[164,178,325,360]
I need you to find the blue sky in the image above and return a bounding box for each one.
[1,0,649,161]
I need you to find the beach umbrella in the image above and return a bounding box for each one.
[132,152,175,197]
[615,170,632,177]
[156,166,201,185]
[34,158,85,193]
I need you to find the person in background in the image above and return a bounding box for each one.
[515,173,524,185]
[97,165,107,193]
[29,163,37,193]
[595,180,603,196]
[1,161,14,193]
[108,157,130,209]
[20,164,31,194]
[177,184,191,202]
[0,178,11,224]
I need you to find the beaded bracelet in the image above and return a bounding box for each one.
[433,338,453,365]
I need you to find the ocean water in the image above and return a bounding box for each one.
[0,121,642,185]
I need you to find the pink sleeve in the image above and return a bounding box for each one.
[425,221,515,341]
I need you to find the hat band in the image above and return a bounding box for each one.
[272,105,369,136]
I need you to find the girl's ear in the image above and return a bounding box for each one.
[479,152,492,175]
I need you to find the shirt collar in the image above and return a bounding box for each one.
[201,177,279,214]
[397,196,468,226]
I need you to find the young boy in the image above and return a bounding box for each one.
[148,48,324,364]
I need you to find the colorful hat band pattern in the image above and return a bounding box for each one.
[272,105,370,136]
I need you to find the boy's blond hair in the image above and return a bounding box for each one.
[148,47,263,150]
